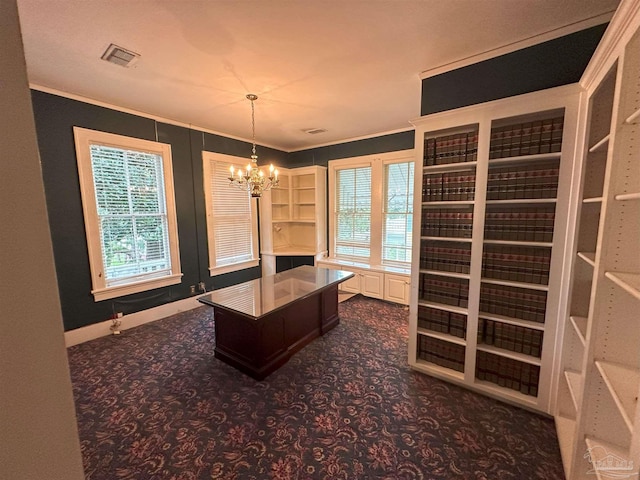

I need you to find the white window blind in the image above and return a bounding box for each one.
[383,161,414,264]
[203,152,259,275]
[90,145,172,285]
[335,166,372,259]
[74,127,182,301]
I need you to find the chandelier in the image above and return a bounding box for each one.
[228,94,279,198]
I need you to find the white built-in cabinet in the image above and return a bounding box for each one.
[260,165,327,276]
[408,84,582,414]
[554,1,640,478]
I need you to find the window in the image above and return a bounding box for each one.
[74,127,182,301]
[202,151,259,275]
[383,161,414,264]
[335,166,372,259]
[329,150,414,267]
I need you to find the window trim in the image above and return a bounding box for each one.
[328,149,414,267]
[202,151,260,276]
[73,127,182,302]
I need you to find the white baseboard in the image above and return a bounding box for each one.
[64,294,207,347]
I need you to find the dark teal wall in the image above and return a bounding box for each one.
[32,25,605,331]
[421,24,607,115]
[288,131,415,167]
[31,91,289,331]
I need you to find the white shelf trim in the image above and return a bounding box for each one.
[487,152,561,166]
[584,436,632,480]
[486,198,556,205]
[625,108,640,125]
[478,312,546,331]
[421,236,472,243]
[595,360,640,434]
[481,277,549,291]
[418,300,468,315]
[423,161,477,173]
[569,316,588,346]
[589,134,610,153]
[615,192,640,201]
[483,239,553,248]
[605,271,640,300]
[477,344,542,366]
[577,251,596,267]
[556,416,576,476]
[564,370,583,411]
[417,328,467,346]
[583,196,604,204]
[422,200,475,206]
[420,269,470,280]
[413,359,465,381]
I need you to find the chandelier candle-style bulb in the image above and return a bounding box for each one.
[227,94,280,198]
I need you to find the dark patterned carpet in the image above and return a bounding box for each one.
[68,295,565,479]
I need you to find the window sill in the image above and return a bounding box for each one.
[92,273,183,302]
[317,258,411,276]
[209,259,260,277]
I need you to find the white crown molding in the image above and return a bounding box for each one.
[580,0,640,92]
[29,83,284,151]
[420,12,615,80]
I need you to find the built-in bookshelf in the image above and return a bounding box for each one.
[409,85,581,413]
[554,3,640,478]
[260,165,327,275]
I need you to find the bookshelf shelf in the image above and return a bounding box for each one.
[583,196,604,204]
[422,161,477,173]
[584,437,631,480]
[556,416,576,476]
[485,198,556,205]
[421,236,472,243]
[569,316,588,346]
[615,191,640,201]
[421,200,475,206]
[605,271,640,300]
[577,251,596,267]
[414,359,465,381]
[481,277,549,291]
[483,239,553,248]
[564,370,583,411]
[417,328,467,346]
[477,344,542,366]
[487,152,562,166]
[625,107,640,124]
[418,300,468,315]
[595,361,640,432]
[588,134,610,153]
[473,380,539,406]
[479,311,546,331]
[420,269,470,280]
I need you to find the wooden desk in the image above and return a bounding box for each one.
[198,266,354,380]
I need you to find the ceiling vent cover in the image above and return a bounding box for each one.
[101,44,140,67]
[302,128,327,135]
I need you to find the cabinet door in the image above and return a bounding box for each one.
[384,274,410,305]
[361,272,384,299]
[340,272,361,294]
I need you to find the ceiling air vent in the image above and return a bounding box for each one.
[302,128,327,135]
[101,44,140,67]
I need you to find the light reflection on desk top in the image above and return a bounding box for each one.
[198,265,354,319]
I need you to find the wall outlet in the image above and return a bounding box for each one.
[189,285,196,295]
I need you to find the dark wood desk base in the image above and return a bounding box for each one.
[212,284,339,380]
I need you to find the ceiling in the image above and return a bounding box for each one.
[16,0,620,152]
